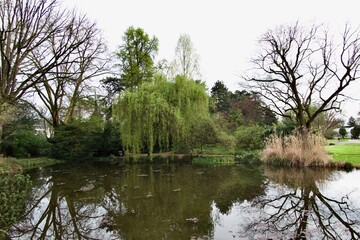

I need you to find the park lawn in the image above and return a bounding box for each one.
[325,144,360,166]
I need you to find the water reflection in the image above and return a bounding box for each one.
[8,162,265,239]
[243,167,360,239]
[7,162,360,239]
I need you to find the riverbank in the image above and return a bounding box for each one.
[1,139,359,174]
[0,157,64,174]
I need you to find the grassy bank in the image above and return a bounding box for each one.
[326,144,360,167]
[192,156,235,165]
[0,157,64,174]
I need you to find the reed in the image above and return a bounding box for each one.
[262,131,330,167]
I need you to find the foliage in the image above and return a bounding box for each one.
[1,104,50,157]
[113,75,212,155]
[97,121,122,156]
[197,144,235,155]
[0,157,63,174]
[348,116,357,127]
[102,76,125,99]
[116,26,159,90]
[350,126,360,139]
[0,173,32,232]
[275,119,297,136]
[50,115,104,160]
[262,131,330,167]
[235,125,267,152]
[339,127,347,138]
[211,80,230,113]
[209,81,277,133]
[192,157,235,165]
[245,22,360,130]
[235,151,262,165]
[2,130,49,158]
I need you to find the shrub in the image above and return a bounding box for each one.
[235,125,266,152]
[350,126,360,139]
[339,127,347,138]
[1,130,50,157]
[235,150,262,164]
[262,131,330,167]
[50,117,103,160]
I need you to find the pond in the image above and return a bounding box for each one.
[6,161,360,239]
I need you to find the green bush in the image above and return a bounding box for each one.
[339,127,347,138]
[235,125,266,152]
[50,117,104,160]
[1,130,50,157]
[235,150,261,164]
[350,126,360,139]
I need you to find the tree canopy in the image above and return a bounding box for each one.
[113,75,212,155]
[115,26,159,90]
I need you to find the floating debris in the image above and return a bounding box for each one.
[173,188,181,192]
[162,173,174,177]
[153,169,162,173]
[186,217,199,224]
[75,183,94,192]
[146,192,153,198]
[137,174,149,177]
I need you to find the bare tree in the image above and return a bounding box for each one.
[24,13,109,127]
[244,22,360,130]
[173,34,201,80]
[0,0,104,138]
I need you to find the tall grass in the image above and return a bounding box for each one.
[262,131,330,167]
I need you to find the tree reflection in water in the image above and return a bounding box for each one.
[9,166,114,239]
[244,167,360,239]
[8,162,266,239]
[6,163,360,239]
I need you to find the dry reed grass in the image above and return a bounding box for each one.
[262,131,330,167]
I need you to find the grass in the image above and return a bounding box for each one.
[325,144,360,166]
[192,156,235,165]
[0,157,64,174]
[194,145,235,155]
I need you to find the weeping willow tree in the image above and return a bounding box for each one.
[113,75,211,155]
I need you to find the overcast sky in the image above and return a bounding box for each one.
[63,0,360,119]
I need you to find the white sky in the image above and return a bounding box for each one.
[63,0,360,119]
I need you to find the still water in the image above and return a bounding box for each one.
[7,161,360,239]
